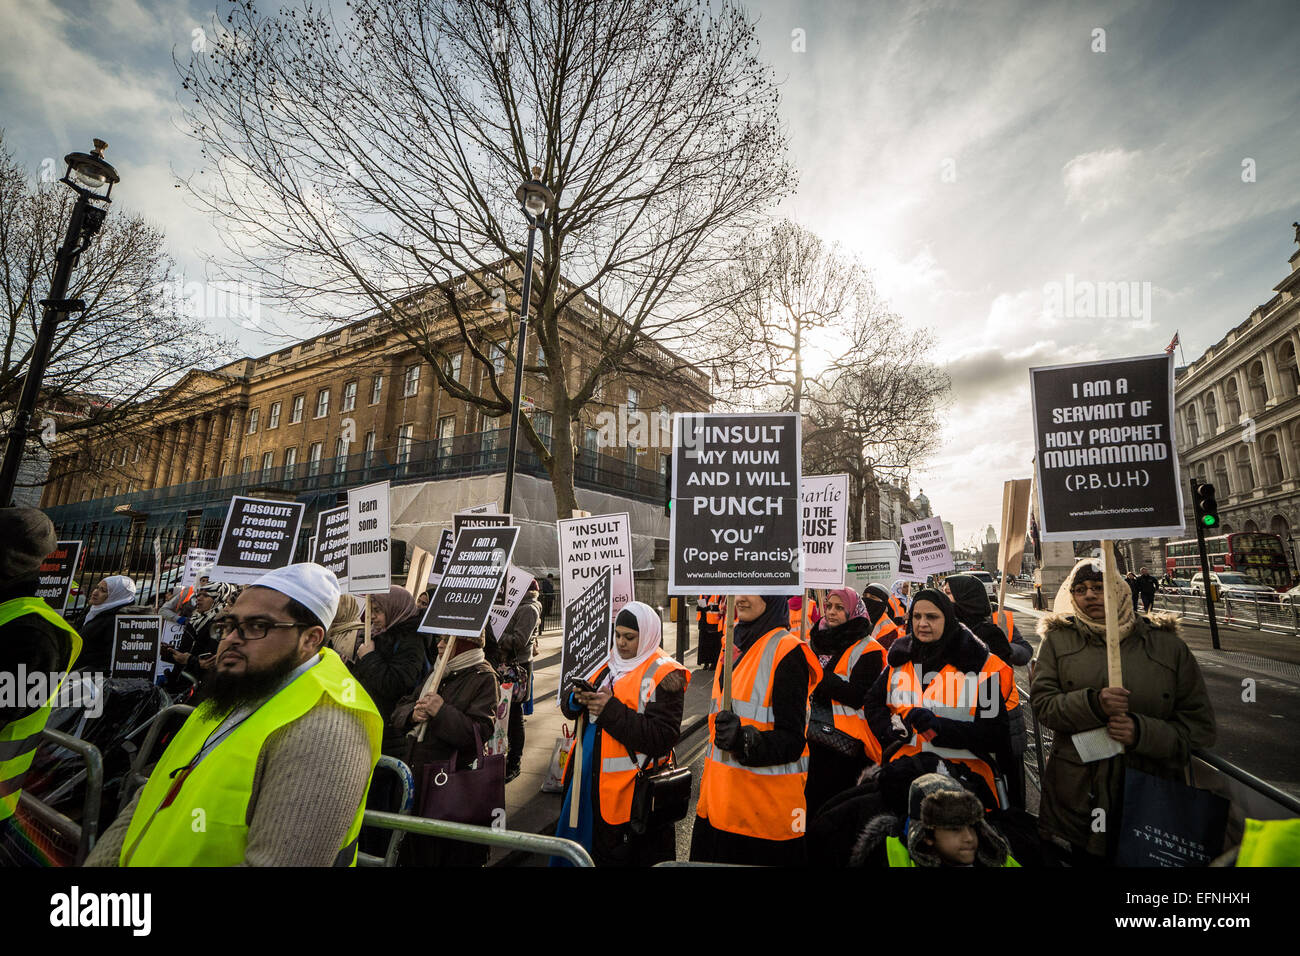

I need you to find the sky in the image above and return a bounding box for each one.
[2,0,1298,547]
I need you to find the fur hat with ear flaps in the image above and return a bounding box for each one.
[905,773,1012,867]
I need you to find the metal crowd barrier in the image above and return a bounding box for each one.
[357,756,416,868]
[119,703,195,814]
[1153,592,1300,635]
[360,810,595,867]
[17,727,104,865]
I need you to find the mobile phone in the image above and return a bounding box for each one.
[571,678,597,694]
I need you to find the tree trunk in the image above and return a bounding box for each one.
[548,385,580,519]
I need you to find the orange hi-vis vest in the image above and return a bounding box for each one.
[830,634,887,764]
[597,653,691,826]
[707,595,723,628]
[697,628,819,841]
[871,615,903,648]
[789,600,817,637]
[887,593,908,625]
[992,608,1014,637]
[882,651,1016,807]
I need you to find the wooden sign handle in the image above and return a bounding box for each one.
[1100,540,1124,688]
[801,588,811,643]
[364,594,372,650]
[568,713,585,827]
[722,595,736,710]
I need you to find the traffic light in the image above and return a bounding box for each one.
[664,454,673,517]
[1193,483,1219,530]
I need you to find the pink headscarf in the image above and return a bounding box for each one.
[827,587,867,621]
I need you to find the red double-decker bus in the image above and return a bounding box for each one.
[1165,532,1293,591]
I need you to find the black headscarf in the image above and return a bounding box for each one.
[733,594,794,652]
[944,574,992,628]
[906,588,962,667]
[861,583,891,627]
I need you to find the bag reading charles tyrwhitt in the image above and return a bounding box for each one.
[1114,767,1229,867]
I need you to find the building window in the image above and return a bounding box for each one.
[341,381,357,412]
[334,437,349,474]
[397,424,415,464]
[627,387,640,413]
[283,446,298,480]
[241,456,252,474]
[133,443,141,463]
[370,375,383,405]
[443,352,462,383]
[534,410,552,441]
[492,342,506,377]
[260,451,274,474]
[308,441,324,476]
[437,415,455,455]
[268,401,281,429]
[403,365,420,397]
[584,427,599,455]
[290,395,304,423]
[536,343,546,371]
[363,430,376,466]
[247,408,260,434]
[315,388,330,418]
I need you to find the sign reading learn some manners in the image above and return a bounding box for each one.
[800,474,849,588]
[1030,353,1184,539]
[418,525,520,638]
[211,496,306,585]
[668,412,802,594]
[110,616,163,681]
[36,540,82,613]
[901,516,955,578]
[560,567,613,700]
[347,482,391,594]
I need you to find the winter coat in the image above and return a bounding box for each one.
[350,616,429,754]
[499,596,541,669]
[1136,574,1158,601]
[1030,610,1215,857]
[71,603,150,675]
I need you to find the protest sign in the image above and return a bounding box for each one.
[181,548,218,588]
[844,540,899,594]
[668,412,802,594]
[429,528,455,587]
[453,510,511,539]
[211,496,306,585]
[996,478,1033,610]
[312,505,350,585]
[560,566,612,700]
[347,482,391,594]
[896,536,925,583]
[418,526,520,638]
[111,616,162,681]
[404,546,434,596]
[487,564,533,639]
[901,517,955,578]
[1030,353,1184,539]
[557,512,634,638]
[800,474,849,588]
[158,620,184,682]
[36,540,82,613]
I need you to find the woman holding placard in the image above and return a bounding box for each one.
[1031,558,1215,864]
[70,575,143,674]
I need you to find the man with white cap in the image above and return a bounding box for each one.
[86,563,383,867]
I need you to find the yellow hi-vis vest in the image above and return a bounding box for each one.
[120,648,381,866]
[0,597,82,823]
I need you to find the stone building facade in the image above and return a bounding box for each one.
[1165,241,1300,578]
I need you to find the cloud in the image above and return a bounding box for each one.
[1062,148,1143,218]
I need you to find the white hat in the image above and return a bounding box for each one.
[250,563,340,630]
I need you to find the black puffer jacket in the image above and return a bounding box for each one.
[945,574,1032,666]
[350,616,428,752]
[71,603,151,674]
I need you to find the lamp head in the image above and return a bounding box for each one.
[64,139,120,193]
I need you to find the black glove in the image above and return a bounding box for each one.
[811,673,835,704]
[901,707,937,734]
[714,709,743,751]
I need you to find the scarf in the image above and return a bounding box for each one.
[812,586,866,635]
[605,601,662,689]
[906,587,962,667]
[890,580,913,609]
[944,574,992,628]
[1053,558,1136,641]
[411,644,488,742]
[861,584,891,626]
[327,593,366,663]
[369,586,417,636]
[733,594,795,653]
[84,575,137,623]
[189,582,236,634]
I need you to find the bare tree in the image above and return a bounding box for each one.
[0,133,234,494]
[177,0,793,515]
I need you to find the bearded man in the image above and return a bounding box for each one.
[86,563,382,867]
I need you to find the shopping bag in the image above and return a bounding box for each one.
[484,681,513,757]
[1114,767,1229,867]
[417,728,506,827]
[541,725,575,794]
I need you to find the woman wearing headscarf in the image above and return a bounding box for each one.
[391,628,500,866]
[555,601,690,866]
[326,593,366,663]
[71,575,141,673]
[805,587,889,816]
[887,580,913,627]
[351,585,428,754]
[689,593,820,866]
[860,583,903,650]
[162,581,235,695]
[864,587,1016,811]
[1031,558,1215,864]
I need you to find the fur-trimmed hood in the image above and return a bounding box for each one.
[886,622,991,674]
[849,812,902,866]
[1036,609,1181,640]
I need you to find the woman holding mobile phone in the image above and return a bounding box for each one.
[554,602,690,866]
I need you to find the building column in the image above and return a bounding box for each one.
[1247,439,1267,493]
[213,406,231,475]
[1277,426,1297,482]
[1234,368,1254,420]
[228,406,246,469]
[146,429,165,488]
[193,414,214,481]
[1211,383,1228,434]
[1262,347,1283,408]
[169,419,195,486]
[157,426,180,489]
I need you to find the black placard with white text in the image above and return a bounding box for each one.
[313,506,350,585]
[560,566,613,698]
[110,616,163,681]
[36,540,82,613]
[211,496,306,584]
[418,526,520,638]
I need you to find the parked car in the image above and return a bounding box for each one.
[967,570,997,600]
[1277,584,1300,607]
[1159,577,1193,593]
[1189,572,1279,599]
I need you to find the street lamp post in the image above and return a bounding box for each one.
[501,166,554,515]
[0,140,119,505]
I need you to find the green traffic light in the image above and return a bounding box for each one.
[1203,515,1217,527]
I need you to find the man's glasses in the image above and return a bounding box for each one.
[210,617,303,641]
[1070,583,1106,596]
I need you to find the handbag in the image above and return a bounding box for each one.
[1115,766,1229,867]
[806,696,865,760]
[500,663,531,703]
[629,752,692,836]
[417,726,506,828]
[541,725,575,793]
